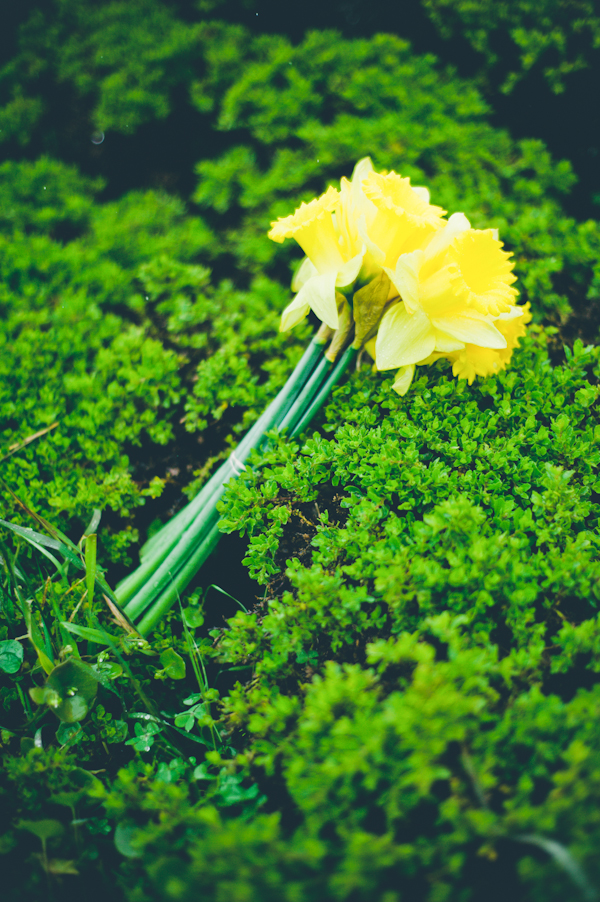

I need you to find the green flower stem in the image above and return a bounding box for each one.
[278,354,332,434]
[121,339,356,631]
[290,345,357,438]
[116,465,223,606]
[122,499,222,620]
[139,466,222,564]
[116,337,324,607]
[136,520,222,636]
[145,335,324,557]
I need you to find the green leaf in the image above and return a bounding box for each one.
[125,720,162,751]
[17,820,64,842]
[29,658,99,723]
[29,686,53,706]
[192,762,215,781]
[55,723,84,747]
[159,648,186,680]
[55,696,89,723]
[46,859,79,876]
[61,622,114,645]
[49,791,83,809]
[0,639,24,674]
[216,772,261,807]
[182,606,204,629]
[114,823,143,859]
[0,519,82,569]
[93,661,123,680]
[83,509,102,537]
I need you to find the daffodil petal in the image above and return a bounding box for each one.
[431,313,507,349]
[350,158,376,224]
[412,186,430,203]
[296,271,339,330]
[364,336,377,361]
[291,256,317,292]
[386,249,424,314]
[336,249,365,287]
[357,212,386,266]
[433,329,465,353]
[392,364,415,396]
[496,305,524,321]
[375,303,436,370]
[352,156,375,184]
[423,212,471,263]
[280,293,311,332]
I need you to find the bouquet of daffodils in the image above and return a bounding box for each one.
[118,158,529,633]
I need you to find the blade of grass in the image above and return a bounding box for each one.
[515,834,598,902]
[0,481,78,552]
[82,509,101,538]
[0,519,81,570]
[103,594,140,635]
[23,602,55,675]
[0,541,54,673]
[35,600,56,664]
[50,593,80,658]
[205,584,248,614]
[0,422,58,463]
[0,516,129,623]
[61,622,116,645]
[177,596,222,749]
[84,534,97,611]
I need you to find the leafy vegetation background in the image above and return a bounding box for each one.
[1,1,600,899]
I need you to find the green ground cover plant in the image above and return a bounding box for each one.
[422,0,600,94]
[1,2,600,899]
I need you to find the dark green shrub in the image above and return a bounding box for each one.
[0,155,305,556]
[36,326,599,901]
[422,0,600,95]
[1,6,600,901]
[1,20,599,553]
[203,327,600,900]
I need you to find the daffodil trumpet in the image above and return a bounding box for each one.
[119,157,528,634]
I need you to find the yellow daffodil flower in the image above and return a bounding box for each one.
[270,159,525,393]
[269,185,364,332]
[270,160,446,337]
[337,157,378,264]
[447,303,532,384]
[385,303,530,396]
[375,216,520,376]
[360,170,447,269]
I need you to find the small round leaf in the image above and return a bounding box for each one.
[0,639,24,674]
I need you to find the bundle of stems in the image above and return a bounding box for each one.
[117,336,356,634]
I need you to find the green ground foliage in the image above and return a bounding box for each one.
[422,0,600,94]
[1,2,600,899]
[4,328,600,901]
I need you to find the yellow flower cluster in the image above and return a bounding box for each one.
[269,158,529,394]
